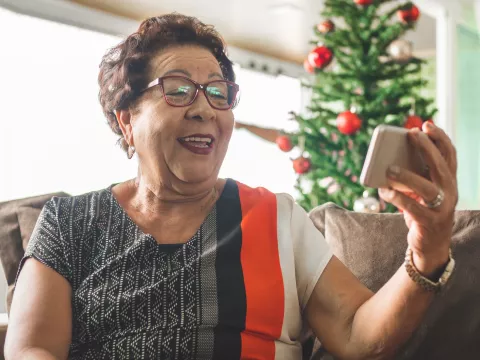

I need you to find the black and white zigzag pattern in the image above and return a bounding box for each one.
[24,187,215,359]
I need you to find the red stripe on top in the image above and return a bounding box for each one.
[237,182,285,359]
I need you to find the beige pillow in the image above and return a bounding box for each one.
[309,203,480,360]
[0,192,69,313]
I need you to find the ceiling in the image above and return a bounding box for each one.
[69,0,436,64]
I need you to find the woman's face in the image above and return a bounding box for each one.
[123,45,235,191]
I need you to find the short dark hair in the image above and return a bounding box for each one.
[98,13,236,152]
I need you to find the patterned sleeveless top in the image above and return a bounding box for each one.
[20,179,332,359]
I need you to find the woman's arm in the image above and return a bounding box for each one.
[306,123,457,360]
[306,255,442,360]
[5,259,72,360]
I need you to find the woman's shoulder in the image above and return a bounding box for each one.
[224,178,297,216]
[226,178,295,203]
[44,185,117,225]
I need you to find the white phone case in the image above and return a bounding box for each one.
[360,125,428,189]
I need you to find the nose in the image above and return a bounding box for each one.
[185,91,216,122]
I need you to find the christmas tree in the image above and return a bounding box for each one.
[236,0,437,212]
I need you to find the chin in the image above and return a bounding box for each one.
[174,165,219,186]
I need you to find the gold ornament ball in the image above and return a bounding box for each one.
[354,191,381,213]
[388,39,413,63]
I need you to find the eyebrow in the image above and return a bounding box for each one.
[208,72,225,80]
[162,69,191,77]
[161,69,225,80]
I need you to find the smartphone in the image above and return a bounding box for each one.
[360,125,429,190]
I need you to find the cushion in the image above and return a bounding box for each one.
[309,203,480,360]
[0,192,69,312]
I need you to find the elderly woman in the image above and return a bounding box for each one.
[6,13,458,360]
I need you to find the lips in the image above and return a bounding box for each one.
[178,133,215,155]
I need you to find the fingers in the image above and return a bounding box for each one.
[422,122,457,178]
[379,188,430,221]
[386,166,439,206]
[408,129,452,191]
[403,210,415,229]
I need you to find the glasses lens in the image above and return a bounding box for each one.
[162,77,196,106]
[206,81,237,109]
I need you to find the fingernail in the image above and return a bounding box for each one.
[379,188,394,200]
[409,129,420,142]
[388,165,400,178]
[426,122,434,130]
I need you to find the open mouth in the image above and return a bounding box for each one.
[178,134,216,154]
[178,135,215,148]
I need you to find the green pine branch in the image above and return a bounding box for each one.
[290,0,436,213]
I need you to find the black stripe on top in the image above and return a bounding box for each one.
[212,179,246,360]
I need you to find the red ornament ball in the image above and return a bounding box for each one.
[308,46,333,69]
[317,20,335,34]
[276,135,293,152]
[293,156,312,174]
[354,0,373,5]
[303,59,314,74]
[336,111,362,135]
[404,115,423,129]
[398,5,420,24]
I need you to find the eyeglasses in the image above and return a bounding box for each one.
[140,75,240,110]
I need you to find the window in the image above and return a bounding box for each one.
[222,67,303,196]
[0,8,304,204]
[0,7,132,203]
[456,25,480,209]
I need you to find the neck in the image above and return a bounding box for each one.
[128,171,219,220]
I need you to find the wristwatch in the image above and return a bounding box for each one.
[404,247,455,294]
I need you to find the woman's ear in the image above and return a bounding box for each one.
[116,109,134,146]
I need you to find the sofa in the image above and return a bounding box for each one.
[309,203,480,359]
[0,194,479,359]
[0,192,69,360]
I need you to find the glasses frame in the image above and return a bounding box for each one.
[140,75,240,110]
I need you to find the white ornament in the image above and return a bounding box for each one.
[388,39,413,63]
[354,191,381,213]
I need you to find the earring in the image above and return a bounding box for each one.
[127,145,136,159]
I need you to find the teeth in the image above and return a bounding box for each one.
[189,143,209,148]
[183,137,212,143]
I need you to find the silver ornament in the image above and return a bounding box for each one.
[388,39,413,63]
[354,191,381,213]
